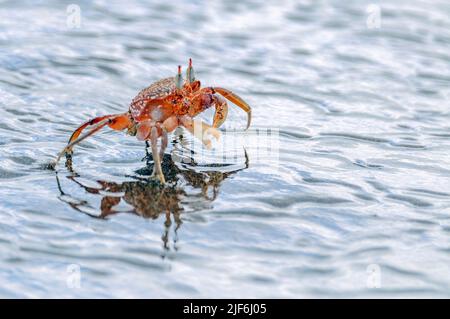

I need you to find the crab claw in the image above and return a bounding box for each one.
[213,87,252,130]
[179,115,221,150]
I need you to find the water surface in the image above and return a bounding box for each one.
[0,0,450,298]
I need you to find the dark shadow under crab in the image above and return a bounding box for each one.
[56,148,248,220]
[55,149,249,250]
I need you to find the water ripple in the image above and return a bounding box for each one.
[0,0,449,298]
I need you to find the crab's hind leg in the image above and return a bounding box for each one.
[53,113,132,167]
[213,87,252,130]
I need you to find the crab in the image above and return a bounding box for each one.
[53,59,252,184]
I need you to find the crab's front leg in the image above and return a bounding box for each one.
[149,126,165,184]
[136,120,171,184]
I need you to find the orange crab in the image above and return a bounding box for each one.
[53,59,252,184]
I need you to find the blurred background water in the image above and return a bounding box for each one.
[0,0,450,298]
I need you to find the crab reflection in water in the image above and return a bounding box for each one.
[56,151,248,249]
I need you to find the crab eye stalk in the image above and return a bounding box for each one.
[186,58,195,83]
[176,65,183,89]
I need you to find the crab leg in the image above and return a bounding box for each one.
[213,87,252,130]
[53,113,132,167]
[54,118,111,165]
[160,127,168,161]
[150,126,166,184]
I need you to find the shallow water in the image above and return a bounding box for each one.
[1,0,450,298]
